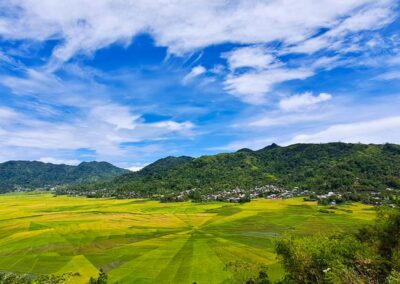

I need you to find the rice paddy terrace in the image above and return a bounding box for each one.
[0,193,375,283]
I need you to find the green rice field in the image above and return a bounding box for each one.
[0,193,376,283]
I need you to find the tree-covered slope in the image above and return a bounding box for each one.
[62,143,400,196]
[116,156,194,183]
[0,161,129,192]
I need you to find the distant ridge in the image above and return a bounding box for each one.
[60,142,400,197]
[236,148,254,153]
[0,160,129,193]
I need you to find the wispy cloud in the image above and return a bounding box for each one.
[182,65,206,84]
[223,66,313,104]
[280,92,332,111]
[287,116,400,145]
[0,0,398,165]
[286,1,397,54]
[374,71,400,81]
[218,94,400,151]
[0,105,194,154]
[38,157,81,165]
[223,46,276,70]
[0,1,396,62]
[221,45,313,104]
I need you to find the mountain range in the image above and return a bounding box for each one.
[0,161,129,193]
[57,142,400,197]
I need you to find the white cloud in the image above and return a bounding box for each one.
[38,157,81,165]
[151,121,194,132]
[279,92,332,111]
[0,107,19,119]
[233,93,400,131]
[0,0,395,63]
[221,45,320,105]
[309,56,343,70]
[0,0,396,106]
[286,1,397,54]
[127,166,143,172]
[374,71,400,80]
[221,46,342,105]
[127,163,148,172]
[223,46,276,70]
[0,105,195,159]
[0,57,198,164]
[0,0,398,164]
[2,68,62,95]
[90,104,140,130]
[224,67,313,105]
[182,65,206,84]
[218,95,400,152]
[0,66,108,107]
[287,116,400,144]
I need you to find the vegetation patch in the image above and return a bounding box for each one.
[0,193,376,283]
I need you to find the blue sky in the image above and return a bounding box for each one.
[0,0,399,169]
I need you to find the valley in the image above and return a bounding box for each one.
[0,192,375,283]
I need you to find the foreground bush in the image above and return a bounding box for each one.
[275,207,400,284]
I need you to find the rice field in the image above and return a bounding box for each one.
[0,192,375,283]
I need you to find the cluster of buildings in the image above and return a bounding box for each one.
[311,188,398,207]
[203,185,287,202]
[365,189,397,206]
[56,187,139,199]
[161,185,313,203]
[57,183,398,207]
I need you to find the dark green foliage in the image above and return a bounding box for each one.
[0,271,32,284]
[135,156,194,176]
[0,161,128,193]
[239,193,251,203]
[247,267,271,284]
[114,156,193,184]
[88,269,107,284]
[0,271,79,283]
[275,206,400,284]
[63,143,400,197]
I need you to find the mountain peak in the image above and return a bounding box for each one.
[259,143,280,152]
[236,148,254,153]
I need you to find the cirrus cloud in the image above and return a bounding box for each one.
[287,116,400,144]
[280,92,332,111]
[0,0,396,63]
[182,65,206,84]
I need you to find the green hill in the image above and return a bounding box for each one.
[117,156,194,183]
[60,143,400,198]
[0,161,129,192]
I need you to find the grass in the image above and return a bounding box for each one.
[0,192,375,283]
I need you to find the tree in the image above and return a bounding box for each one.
[89,269,107,284]
[247,266,271,284]
[275,206,400,284]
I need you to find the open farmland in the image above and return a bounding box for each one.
[0,193,375,283]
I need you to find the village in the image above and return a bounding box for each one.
[54,183,398,207]
[159,185,398,206]
[159,185,313,203]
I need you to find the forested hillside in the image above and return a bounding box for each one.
[59,143,400,198]
[274,206,400,284]
[0,161,128,193]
